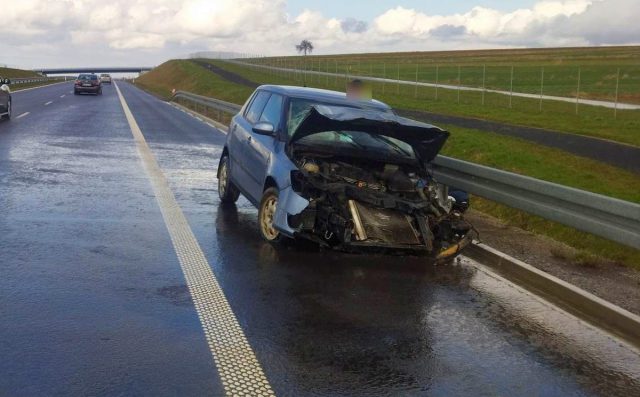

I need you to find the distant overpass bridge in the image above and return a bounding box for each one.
[34,66,153,75]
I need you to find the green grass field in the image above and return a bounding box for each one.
[202,57,640,147]
[254,46,640,104]
[135,59,640,269]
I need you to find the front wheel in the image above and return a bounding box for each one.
[258,187,282,243]
[218,155,240,203]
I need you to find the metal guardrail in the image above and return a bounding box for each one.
[173,90,241,114]
[170,90,640,250]
[8,77,64,85]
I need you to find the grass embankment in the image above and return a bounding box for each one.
[136,59,640,269]
[0,67,40,78]
[208,58,640,147]
[0,67,68,90]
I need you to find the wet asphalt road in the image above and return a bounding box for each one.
[1,82,639,397]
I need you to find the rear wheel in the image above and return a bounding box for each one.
[74,90,79,95]
[4,99,10,120]
[218,155,240,203]
[258,187,282,243]
[97,88,102,95]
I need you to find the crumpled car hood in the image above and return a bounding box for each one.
[290,105,450,163]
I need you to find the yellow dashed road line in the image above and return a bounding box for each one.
[114,82,275,397]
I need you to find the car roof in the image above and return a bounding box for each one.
[256,85,392,111]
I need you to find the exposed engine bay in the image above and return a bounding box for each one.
[287,151,474,259]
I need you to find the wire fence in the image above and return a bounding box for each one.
[236,57,640,120]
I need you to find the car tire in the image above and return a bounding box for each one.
[5,99,10,120]
[258,187,283,243]
[218,155,240,203]
[74,90,79,95]
[98,88,102,95]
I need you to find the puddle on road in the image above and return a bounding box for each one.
[458,256,640,393]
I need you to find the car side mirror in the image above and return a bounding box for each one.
[252,122,275,136]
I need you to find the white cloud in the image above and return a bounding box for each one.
[1,0,638,68]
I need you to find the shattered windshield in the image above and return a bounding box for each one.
[287,98,414,159]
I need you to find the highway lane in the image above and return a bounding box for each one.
[0,82,224,396]
[1,81,639,396]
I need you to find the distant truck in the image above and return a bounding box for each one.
[0,77,10,120]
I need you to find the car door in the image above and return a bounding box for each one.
[0,78,8,114]
[230,90,271,203]
[243,93,284,200]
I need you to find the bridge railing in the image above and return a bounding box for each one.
[170,90,640,250]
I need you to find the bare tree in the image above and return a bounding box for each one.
[295,40,314,56]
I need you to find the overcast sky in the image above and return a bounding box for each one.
[3,0,639,69]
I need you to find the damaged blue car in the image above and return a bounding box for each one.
[217,85,472,261]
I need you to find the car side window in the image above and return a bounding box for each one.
[245,91,271,124]
[258,94,283,129]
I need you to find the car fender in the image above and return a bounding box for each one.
[266,141,310,236]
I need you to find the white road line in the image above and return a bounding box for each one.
[114,82,274,397]
[60,94,65,98]
[44,101,53,106]
[16,112,30,119]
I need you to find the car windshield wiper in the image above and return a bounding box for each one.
[334,131,368,150]
[369,134,412,157]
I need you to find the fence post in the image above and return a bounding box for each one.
[482,64,486,106]
[614,68,620,119]
[457,65,461,104]
[435,65,439,100]
[382,63,386,94]
[414,63,419,98]
[575,67,581,115]
[540,67,544,112]
[509,65,514,108]
[396,63,400,95]
[325,59,329,86]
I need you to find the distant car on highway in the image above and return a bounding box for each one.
[100,74,112,84]
[74,74,102,95]
[0,77,11,120]
[218,85,472,260]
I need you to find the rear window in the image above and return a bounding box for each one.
[78,75,98,80]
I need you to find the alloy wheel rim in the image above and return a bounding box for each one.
[219,161,228,196]
[261,196,279,240]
